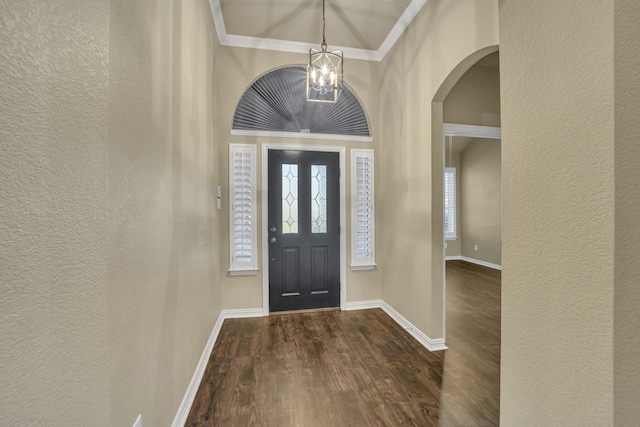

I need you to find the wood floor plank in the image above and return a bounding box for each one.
[185,260,500,426]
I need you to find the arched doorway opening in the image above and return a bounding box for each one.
[431,45,500,343]
[431,45,502,425]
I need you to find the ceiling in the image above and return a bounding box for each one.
[210,0,428,61]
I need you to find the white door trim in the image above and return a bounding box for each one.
[231,129,372,143]
[441,123,501,342]
[443,123,501,139]
[261,143,347,315]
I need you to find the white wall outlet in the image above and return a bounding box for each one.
[216,186,222,210]
[133,414,142,427]
[474,244,478,251]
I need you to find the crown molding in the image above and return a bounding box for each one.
[208,0,428,62]
[223,34,381,62]
[377,0,427,61]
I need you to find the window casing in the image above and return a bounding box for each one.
[444,167,457,240]
[351,149,375,270]
[229,144,258,275]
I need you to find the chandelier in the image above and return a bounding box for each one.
[306,0,343,103]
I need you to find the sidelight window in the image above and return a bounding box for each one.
[229,144,258,275]
[351,149,375,270]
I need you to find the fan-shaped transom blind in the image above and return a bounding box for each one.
[233,66,371,137]
[351,149,375,266]
[229,144,257,272]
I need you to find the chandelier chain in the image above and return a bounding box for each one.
[322,0,326,46]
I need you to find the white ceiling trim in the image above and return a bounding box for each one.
[224,34,380,62]
[377,0,427,61]
[208,0,428,62]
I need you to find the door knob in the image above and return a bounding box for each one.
[270,237,277,243]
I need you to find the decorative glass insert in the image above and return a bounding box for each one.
[311,165,327,233]
[282,164,299,234]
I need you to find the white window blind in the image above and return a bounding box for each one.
[351,149,375,269]
[229,144,257,275]
[444,167,457,240]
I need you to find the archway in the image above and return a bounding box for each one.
[430,45,500,342]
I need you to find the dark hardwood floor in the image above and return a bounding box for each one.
[185,260,501,426]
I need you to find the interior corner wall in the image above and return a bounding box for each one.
[0,1,110,424]
[614,0,640,423]
[378,0,499,340]
[1,0,222,425]
[500,1,614,425]
[460,138,501,265]
[214,46,382,310]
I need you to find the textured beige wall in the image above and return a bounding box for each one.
[1,0,222,425]
[460,138,501,265]
[443,62,501,127]
[0,1,111,424]
[378,0,499,339]
[108,0,221,425]
[500,1,614,425]
[215,46,382,309]
[614,0,640,423]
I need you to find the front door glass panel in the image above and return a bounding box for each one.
[282,163,299,234]
[311,164,327,234]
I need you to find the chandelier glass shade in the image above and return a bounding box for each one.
[307,0,343,103]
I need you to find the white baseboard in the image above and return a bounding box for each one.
[459,256,502,270]
[379,301,448,352]
[172,312,225,427]
[221,308,264,319]
[344,299,384,311]
[445,255,462,261]
[346,300,447,352]
[172,308,265,427]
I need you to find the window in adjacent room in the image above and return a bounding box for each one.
[444,167,457,240]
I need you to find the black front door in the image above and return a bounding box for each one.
[268,150,340,312]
